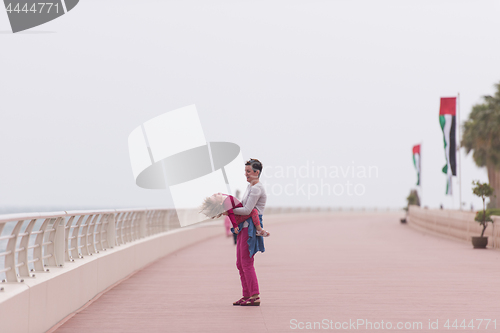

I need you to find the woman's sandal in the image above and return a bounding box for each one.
[256,230,270,237]
[240,296,260,306]
[233,297,249,306]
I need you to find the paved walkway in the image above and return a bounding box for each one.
[52,213,500,332]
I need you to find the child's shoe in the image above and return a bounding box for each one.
[256,229,270,237]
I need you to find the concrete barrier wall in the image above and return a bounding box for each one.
[0,222,223,333]
[407,205,500,249]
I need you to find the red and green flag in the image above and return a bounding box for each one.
[412,144,421,186]
[439,97,457,195]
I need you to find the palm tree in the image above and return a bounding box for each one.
[461,82,500,208]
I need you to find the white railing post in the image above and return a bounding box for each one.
[107,212,116,248]
[18,219,35,278]
[5,221,23,282]
[165,210,173,231]
[140,212,147,238]
[33,218,52,272]
[54,217,65,267]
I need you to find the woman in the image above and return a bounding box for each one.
[228,158,267,306]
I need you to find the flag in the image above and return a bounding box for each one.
[439,97,457,195]
[412,144,421,186]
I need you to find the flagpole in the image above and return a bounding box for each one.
[458,92,462,210]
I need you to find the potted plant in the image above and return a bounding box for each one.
[401,189,420,223]
[471,180,495,248]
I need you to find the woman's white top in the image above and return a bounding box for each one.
[232,182,267,228]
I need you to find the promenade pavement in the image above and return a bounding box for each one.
[51,212,500,332]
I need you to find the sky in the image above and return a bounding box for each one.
[1,0,499,213]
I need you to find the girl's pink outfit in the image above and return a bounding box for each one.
[222,195,260,230]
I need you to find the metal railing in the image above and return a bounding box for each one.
[0,206,394,284]
[0,208,184,284]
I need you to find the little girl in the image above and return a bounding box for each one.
[200,193,270,237]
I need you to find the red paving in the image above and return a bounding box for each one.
[52,213,500,332]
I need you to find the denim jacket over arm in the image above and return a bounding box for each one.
[230,214,265,258]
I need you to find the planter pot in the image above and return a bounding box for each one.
[471,236,488,249]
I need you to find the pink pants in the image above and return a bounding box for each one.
[236,227,259,297]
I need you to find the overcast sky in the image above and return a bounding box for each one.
[1,0,499,213]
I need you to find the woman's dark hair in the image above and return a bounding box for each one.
[246,158,263,178]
